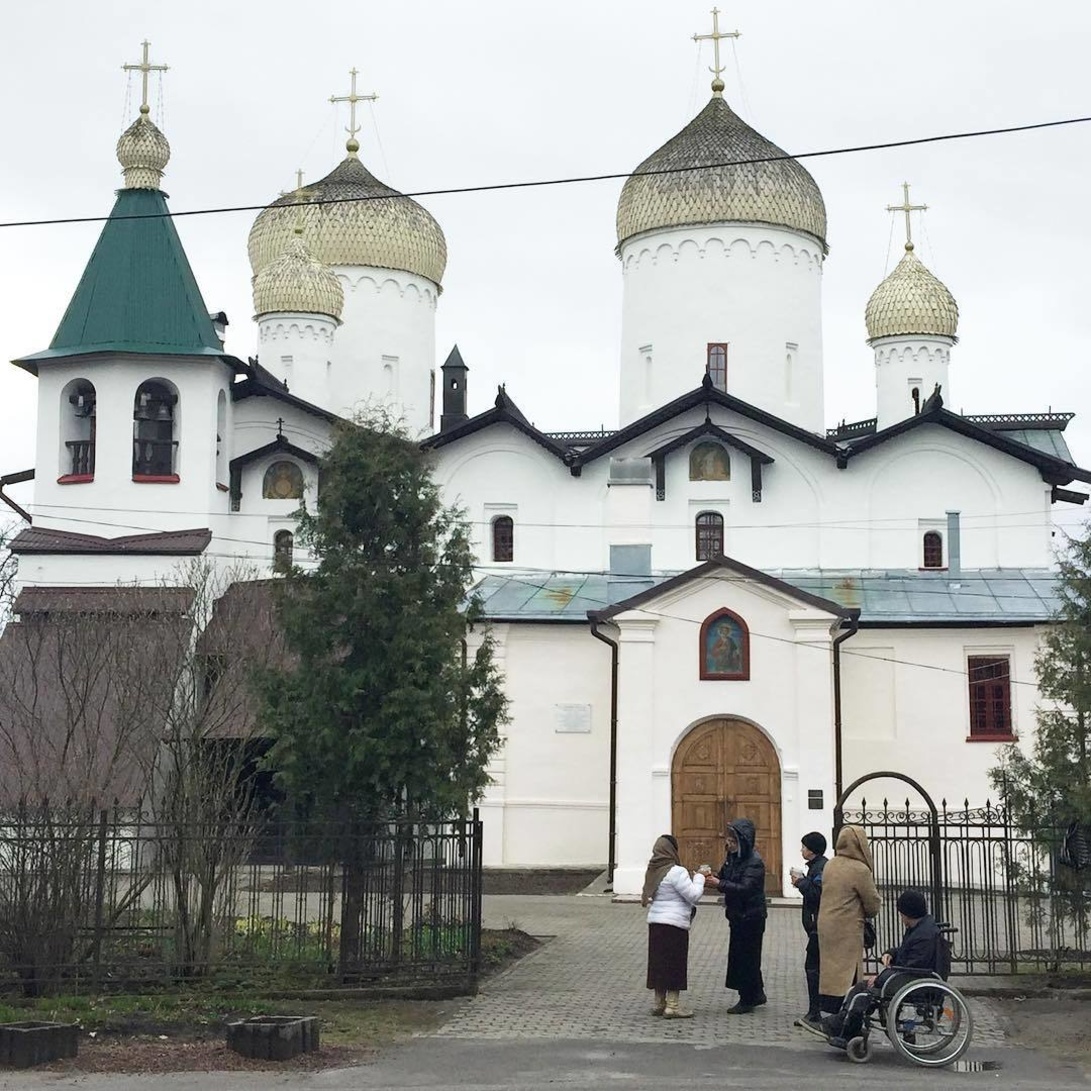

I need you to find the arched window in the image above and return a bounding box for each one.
[263,460,304,500]
[273,530,294,572]
[492,516,514,563]
[133,380,179,479]
[706,343,728,391]
[695,511,724,560]
[922,531,944,569]
[689,442,730,481]
[59,379,96,481]
[699,607,750,680]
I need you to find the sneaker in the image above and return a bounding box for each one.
[796,1015,827,1039]
[727,1002,755,1015]
[663,1006,694,1019]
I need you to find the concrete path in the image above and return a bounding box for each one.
[443,894,1007,1048]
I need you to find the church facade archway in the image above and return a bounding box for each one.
[671,717,782,895]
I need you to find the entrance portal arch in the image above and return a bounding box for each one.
[671,717,782,895]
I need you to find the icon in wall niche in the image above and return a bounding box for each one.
[700,608,750,680]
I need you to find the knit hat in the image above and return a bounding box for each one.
[897,889,928,918]
[801,831,827,855]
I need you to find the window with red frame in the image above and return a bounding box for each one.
[922,530,944,569]
[706,343,727,391]
[695,511,724,560]
[492,516,514,562]
[968,656,1012,736]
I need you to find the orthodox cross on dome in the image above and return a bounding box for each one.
[276,417,285,437]
[330,68,378,155]
[693,8,740,96]
[122,40,168,115]
[887,181,928,252]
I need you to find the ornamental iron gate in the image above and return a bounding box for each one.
[836,772,1091,975]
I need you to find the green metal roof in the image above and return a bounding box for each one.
[15,188,222,366]
[474,568,1060,625]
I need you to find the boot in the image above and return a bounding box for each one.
[651,989,666,1016]
[663,990,694,1019]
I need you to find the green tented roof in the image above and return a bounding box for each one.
[16,188,222,366]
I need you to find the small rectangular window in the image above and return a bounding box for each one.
[922,531,944,569]
[967,656,1012,737]
[706,343,728,392]
[695,511,724,560]
[492,516,514,563]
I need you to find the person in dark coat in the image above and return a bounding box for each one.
[821,888,940,1046]
[790,831,828,1032]
[708,817,767,1014]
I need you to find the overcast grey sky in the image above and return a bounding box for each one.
[2,1,1090,513]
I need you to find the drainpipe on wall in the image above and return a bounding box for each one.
[832,610,861,803]
[590,616,619,891]
[946,510,961,582]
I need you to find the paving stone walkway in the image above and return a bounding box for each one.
[435,895,1007,1050]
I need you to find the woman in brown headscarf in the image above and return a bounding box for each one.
[815,825,881,1013]
[642,834,707,1018]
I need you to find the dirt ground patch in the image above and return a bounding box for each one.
[992,996,1091,1069]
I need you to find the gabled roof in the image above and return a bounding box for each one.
[231,357,343,424]
[10,526,211,556]
[589,555,856,622]
[422,386,572,460]
[575,375,839,469]
[14,189,224,369]
[645,417,775,465]
[838,401,1091,485]
[229,435,320,473]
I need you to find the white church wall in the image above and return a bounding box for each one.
[478,624,611,867]
[839,626,1040,809]
[329,268,438,434]
[873,336,953,429]
[619,225,824,432]
[609,574,840,899]
[256,313,337,411]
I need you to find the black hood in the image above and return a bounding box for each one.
[728,817,756,859]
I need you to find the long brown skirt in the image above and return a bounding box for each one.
[646,922,689,991]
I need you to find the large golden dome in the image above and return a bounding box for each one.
[248,154,446,286]
[616,95,827,251]
[865,244,959,342]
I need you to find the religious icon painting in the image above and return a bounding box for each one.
[689,441,731,481]
[262,460,304,500]
[699,608,750,680]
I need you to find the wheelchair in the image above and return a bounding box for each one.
[841,925,973,1067]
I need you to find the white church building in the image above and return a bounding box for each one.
[4,40,1089,899]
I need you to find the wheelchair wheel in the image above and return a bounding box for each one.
[846,1036,870,1064]
[884,979,973,1067]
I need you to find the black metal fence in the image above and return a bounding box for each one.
[0,803,483,996]
[839,792,1091,975]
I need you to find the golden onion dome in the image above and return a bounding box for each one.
[617,95,827,251]
[116,105,171,190]
[248,154,446,287]
[252,230,344,320]
[865,244,959,342]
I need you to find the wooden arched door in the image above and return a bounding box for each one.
[671,718,782,895]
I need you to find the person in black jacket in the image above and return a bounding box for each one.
[708,817,767,1014]
[822,888,940,1045]
[790,831,828,1032]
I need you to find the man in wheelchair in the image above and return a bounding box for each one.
[821,888,939,1048]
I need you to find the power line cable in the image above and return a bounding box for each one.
[3,114,1090,230]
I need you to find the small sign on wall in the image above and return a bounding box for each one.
[554,703,592,734]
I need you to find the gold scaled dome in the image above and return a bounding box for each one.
[248,156,446,287]
[616,96,827,251]
[865,244,959,342]
[116,106,171,190]
[252,231,344,320]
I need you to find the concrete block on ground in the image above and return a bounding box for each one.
[0,1021,79,1068]
[225,1015,320,1060]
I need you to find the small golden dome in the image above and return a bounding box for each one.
[248,155,446,286]
[116,107,171,190]
[252,232,344,320]
[617,96,827,251]
[865,245,959,342]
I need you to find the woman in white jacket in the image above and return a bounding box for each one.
[641,834,707,1018]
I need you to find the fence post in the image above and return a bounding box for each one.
[89,807,109,991]
[469,807,482,985]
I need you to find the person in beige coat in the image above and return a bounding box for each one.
[814,825,881,1015]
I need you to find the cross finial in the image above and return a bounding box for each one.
[122,40,169,116]
[887,181,928,251]
[693,8,740,96]
[276,417,285,437]
[330,68,379,156]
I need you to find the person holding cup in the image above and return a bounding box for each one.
[641,834,707,1018]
